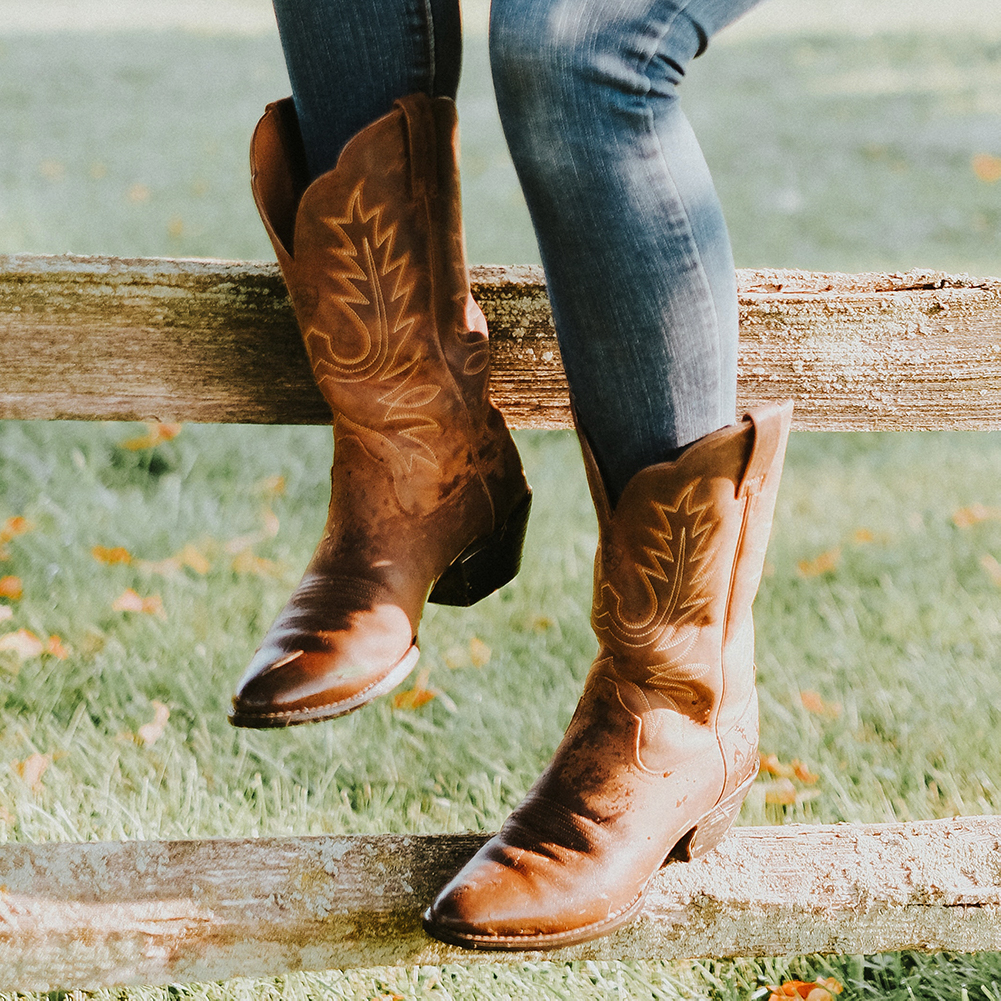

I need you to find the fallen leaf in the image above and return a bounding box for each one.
[393,668,437,710]
[973,152,1001,183]
[763,778,799,805]
[119,422,182,451]
[767,978,842,1000]
[953,503,1001,528]
[93,545,134,566]
[112,589,165,618]
[12,752,50,792]
[792,760,819,785]
[0,576,22,600]
[0,629,44,658]
[138,700,170,746]
[800,689,842,717]
[797,547,840,577]
[230,550,284,577]
[981,553,1001,587]
[141,542,211,577]
[255,474,287,497]
[0,516,32,547]
[45,635,69,660]
[469,637,491,668]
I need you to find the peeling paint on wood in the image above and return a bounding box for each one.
[0,818,1000,990]
[2,254,999,429]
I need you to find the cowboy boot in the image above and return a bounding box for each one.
[229,93,531,728]
[423,401,791,948]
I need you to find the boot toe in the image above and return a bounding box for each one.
[229,624,419,728]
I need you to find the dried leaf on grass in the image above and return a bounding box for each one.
[797,548,840,578]
[972,152,1001,184]
[0,576,22,600]
[445,637,492,670]
[800,689,842,717]
[119,422,182,451]
[93,545,134,566]
[393,668,437,711]
[767,977,843,1000]
[112,588,166,618]
[0,517,32,543]
[980,553,1001,587]
[141,542,212,576]
[138,700,170,747]
[953,503,1001,528]
[11,752,51,793]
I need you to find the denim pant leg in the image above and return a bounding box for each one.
[491,0,763,501]
[271,0,462,178]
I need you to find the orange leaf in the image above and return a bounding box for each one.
[798,548,840,577]
[980,554,1001,587]
[792,760,819,785]
[0,629,44,658]
[973,152,1001,183]
[93,545,134,566]
[767,979,841,1000]
[0,516,32,543]
[119,422,182,451]
[759,752,791,777]
[393,668,437,710]
[255,474,287,497]
[953,503,1001,528]
[231,549,284,577]
[0,576,22,600]
[112,589,165,617]
[800,689,841,717]
[469,637,491,668]
[45,635,69,660]
[12,752,50,792]
[763,777,799,805]
[138,700,170,746]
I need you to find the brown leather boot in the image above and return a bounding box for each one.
[229,94,531,728]
[423,401,791,948]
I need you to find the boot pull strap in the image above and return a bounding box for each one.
[396,94,439,203]
[737,401,793,498]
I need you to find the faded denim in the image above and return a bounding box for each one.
[270,0,763,500]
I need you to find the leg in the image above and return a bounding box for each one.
[272,0,462,177]
[424,0,793,949]
[229,0,531,728]
[492,0,763,502]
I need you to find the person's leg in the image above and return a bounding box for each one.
[271,0,462,177]
[424,0,793,949]
[229,0,531,729]
[491,0,763,503]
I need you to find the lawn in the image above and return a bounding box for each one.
[2,1,1001,998]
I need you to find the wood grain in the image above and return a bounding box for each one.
[2,254,999,429]
[1,817,999,990]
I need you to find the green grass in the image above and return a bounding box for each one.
[3,8,1001,1000]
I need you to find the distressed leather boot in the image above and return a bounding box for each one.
[229,94,531,728]
[424,401,791,948]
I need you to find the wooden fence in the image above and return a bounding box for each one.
[2,254,1001,990]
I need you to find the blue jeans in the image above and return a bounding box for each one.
[271,0,762,501]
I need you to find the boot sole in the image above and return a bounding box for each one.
[429,489,532,607]
[422,768,757,951]
[228,645,420,729]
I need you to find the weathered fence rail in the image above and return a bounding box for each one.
[2,254,1001,989]
[2,254,1000,429]
[2,818,1000,991]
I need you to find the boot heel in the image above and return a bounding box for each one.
[429,489,532,607]
[667,768,757,863]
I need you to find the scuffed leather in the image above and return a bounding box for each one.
[230,94,529,727]
[425,401,792,947]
